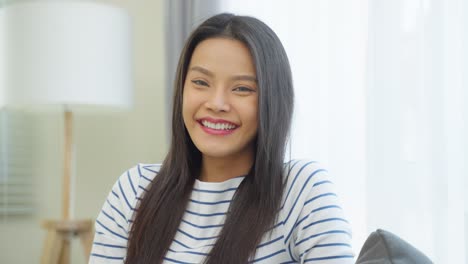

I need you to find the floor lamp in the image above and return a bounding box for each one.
[2,2,133,263]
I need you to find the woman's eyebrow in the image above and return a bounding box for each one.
[189,66,257,83]
[190,66,214,77]
[231,75,257,83]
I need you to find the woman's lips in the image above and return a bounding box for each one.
[197,118,239,136]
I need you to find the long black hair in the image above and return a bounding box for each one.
[125,13,294,264]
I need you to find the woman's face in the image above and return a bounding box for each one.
[182,38,258,161]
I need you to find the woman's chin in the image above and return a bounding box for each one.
[198,149,234,159]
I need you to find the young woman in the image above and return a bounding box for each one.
[90,13,354,264]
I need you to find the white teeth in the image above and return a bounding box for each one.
[201,120,236,130]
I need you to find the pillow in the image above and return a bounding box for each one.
[356,229,433,264]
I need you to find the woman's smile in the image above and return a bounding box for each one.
[197,117,239,135]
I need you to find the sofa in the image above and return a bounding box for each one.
[356,229,433,264]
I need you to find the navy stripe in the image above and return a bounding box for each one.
[283,169,327,224]
[168,248,209,256]
[93,242,126,249]
[285,160,301,181]
[185,209,226,217]
[310,205,342,214]
[313,243,352,248]
[111,190,119,199]
[304,192,337,206]
[267,221,284,232]
[177,228,218,241]
[101,209,116,222]
[303,218,349,230]
[281,159,301,187]
[285,212,310,243]
[90,253,124,260]
[257,235,283,248]
[295,230,351,246]
[106,199,127,222]
[96,219,128,241]
[181,219,223,229]
[304,255,354,262]
[101,209,127,234]
[138,185,148,192]
[137,165,158,183]
[139,173,153,183]
[193,187,238,193]
[299,243,352,258]
[189,198,232,205]
[312,180,332,187]
[287,242,297,262]
[142,165,159,174]
[118,180,135,211]
[127,171,137,195]
[251,249,286,262]
[172,239,191,249]
[163,257,196,264]
[281,161,316,210]
[172,239,215,249]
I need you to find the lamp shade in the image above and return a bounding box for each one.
[3,1,133,111]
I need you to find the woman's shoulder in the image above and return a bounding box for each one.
[282,159,330,186]
[281,159,335,204]
[112,163,162,201]
[121,163,162,190]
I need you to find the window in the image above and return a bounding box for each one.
[0,110,34,217]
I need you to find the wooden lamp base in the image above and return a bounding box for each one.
[40,219,94,264]
[40,111,94,264]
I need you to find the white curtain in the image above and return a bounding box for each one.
[367,0,466,263]
[218,0,467,262]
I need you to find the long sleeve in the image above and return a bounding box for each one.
[89,165,142,263]
[283,160,354,263]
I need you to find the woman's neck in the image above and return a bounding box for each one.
[199,151,254,182]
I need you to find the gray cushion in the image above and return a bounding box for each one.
[356,229,433,264]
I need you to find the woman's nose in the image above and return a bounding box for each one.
[205,89,231,112]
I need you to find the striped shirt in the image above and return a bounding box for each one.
[90,160,354,263]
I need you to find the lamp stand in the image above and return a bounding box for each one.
[40,110,94,264]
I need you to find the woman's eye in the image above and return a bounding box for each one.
[191,80,208,86]
[233,86,255,93]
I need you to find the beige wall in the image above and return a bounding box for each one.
[0,0,167,263]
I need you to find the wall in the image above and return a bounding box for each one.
[0,0,167,263]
